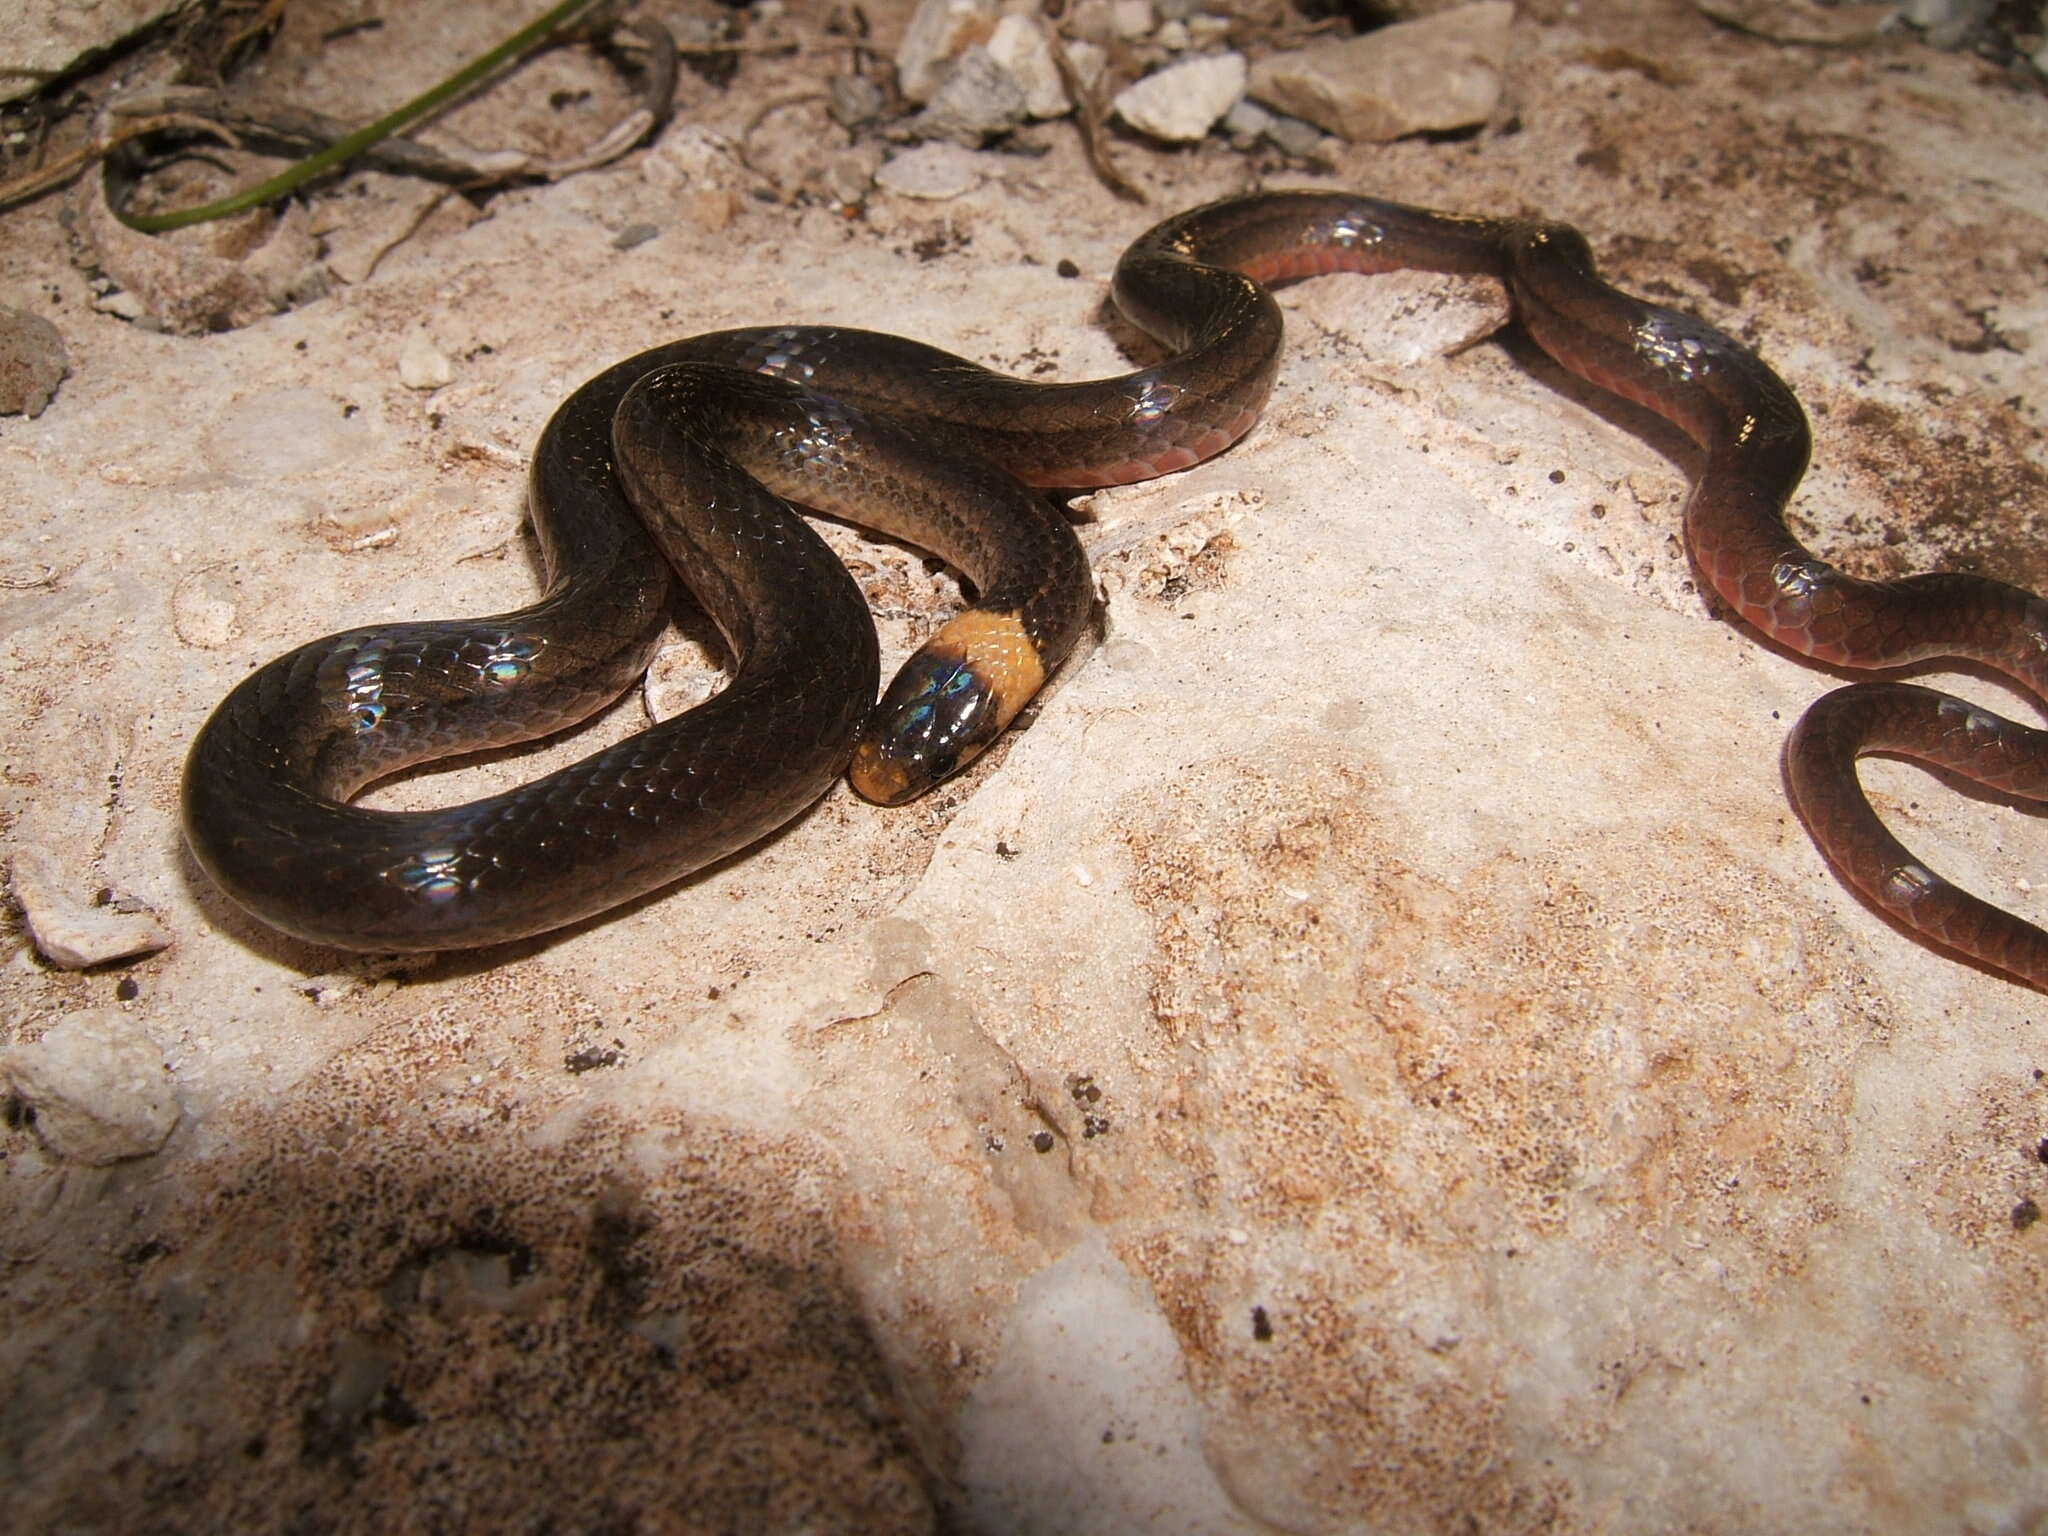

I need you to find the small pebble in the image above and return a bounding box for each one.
[1110,0,1157,39]
[830,73,887,129]
[895,0,1001,104]
[987,12,1070,118]
[917,46,1030,145]
[0,306,69,416]
[1113,52,1247,143]
[1248,1,1512,143]
[398,331,455,390]
[875,142,990,200]
[0,1009,180,1165]
[91,290,147,321]
[9,848,170,970]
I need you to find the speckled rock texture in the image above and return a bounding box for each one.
[0,0,188,104]
[0,304,70,415]
[3,1,2047,1531]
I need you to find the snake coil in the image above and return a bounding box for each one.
[184,191,2048,984]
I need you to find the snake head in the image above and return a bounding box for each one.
[850,608,1048,805]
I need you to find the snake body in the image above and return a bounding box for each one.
[184,191,2048,983]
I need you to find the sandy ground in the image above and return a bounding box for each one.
[4,1,2048,1530]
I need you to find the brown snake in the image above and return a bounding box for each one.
[182,190,2048,982]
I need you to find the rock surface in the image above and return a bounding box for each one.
[79,175,325,335]
[0,0,184,104]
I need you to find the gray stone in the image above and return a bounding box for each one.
[9,847,170,970]
[874,142,991,199]
[398,331,455,390]
[988,12,1070,119]
[895,0,1001,104]
[1112,52,1247,143]
[1691,0,1902,44]
[0,306,68,416]
[830,72,887,129]
[1,0,183,105]
[1247,0,1513,144]
[916,46,1031,145]
[0,1009,180,1164]
[78,173,325,335]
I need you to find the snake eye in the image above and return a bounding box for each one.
[854,604,1038,805]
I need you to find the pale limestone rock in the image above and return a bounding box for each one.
[1247,0,1513,143]
[1692,0,1901,43]
[398,331,455,391]
[1,0,183,104]
[78,173,325,335]
[1110,0,1158,38]
[91,289,146,320]
[875,142,991,199]
[1065,38,1108,96]
[988,12,1070,118]
[1,1010,180,1164]
[1113,52,1247,143]
[917,45,1030,144]
[170,565,240,650]
[0,306,68,416]
[8,848,170,970]
[896,0,1001,104]
[637,123,745,231]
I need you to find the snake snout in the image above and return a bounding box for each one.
[850,646,997,805]
[850,608,1053,804]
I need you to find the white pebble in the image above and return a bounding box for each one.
[1113,53,1247,143]
[399,331,455,390]
[0,1009,181,1164]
